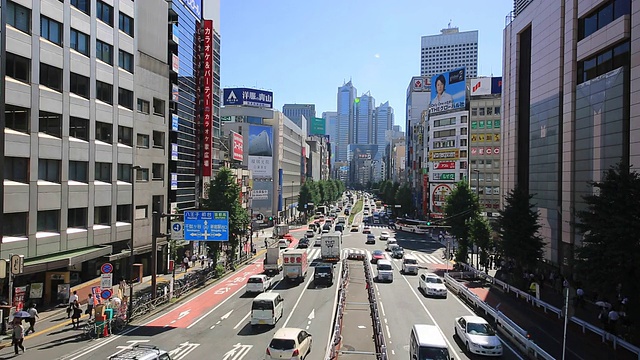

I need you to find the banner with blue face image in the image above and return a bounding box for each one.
[429,67,466,115]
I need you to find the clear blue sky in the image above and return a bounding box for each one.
[220,0,513,131]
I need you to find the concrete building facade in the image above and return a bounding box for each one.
[282,103,315,131]
[420,27,478,78]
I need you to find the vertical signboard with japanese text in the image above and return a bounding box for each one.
[202,20,214,176]
[231,131,244,161]
[248,125,273,178]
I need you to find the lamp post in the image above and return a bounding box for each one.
[128,165,142,320]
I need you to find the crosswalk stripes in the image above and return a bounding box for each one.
[341,248,446,265]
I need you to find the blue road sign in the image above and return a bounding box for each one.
[172,223,182,232]
[101,263,113,274]
[184,211,229,241]
[101,289,112,300]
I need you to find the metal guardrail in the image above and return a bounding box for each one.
[328,259,349,360]
[363,259,388,360]
[450,263,640,359]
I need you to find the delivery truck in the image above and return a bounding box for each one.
[282,249,308,282]
[274,224,290,238]
[321,232,342,262]
[263,248,283,275]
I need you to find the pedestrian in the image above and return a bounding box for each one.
[86,294,95,319]
[12,319,25,354]
[575,287,585,309]
[67,291,78,318]
[25,303,39,335]
[71,301,82,329]
[264,240,268,249]
[608,308,620,335]
[182,256,189,271]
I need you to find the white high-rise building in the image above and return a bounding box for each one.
[336,81,356,162]
[420,27,478,78]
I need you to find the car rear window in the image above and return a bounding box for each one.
[247,277,264,283]
[316,267,331,274]
[269,338,296,350]
[252,300,274,311]
[378,264,393,271]
[404,258,418,264]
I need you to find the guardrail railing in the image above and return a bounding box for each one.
[327,259,349,360]
[363,259,388,360]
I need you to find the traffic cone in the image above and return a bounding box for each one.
[103,323,109,337]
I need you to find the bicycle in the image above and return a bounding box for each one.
[82,320,99,339]
[109,317,127,333]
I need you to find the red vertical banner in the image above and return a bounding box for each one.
[202,20,214,176]
[422,174,429,217]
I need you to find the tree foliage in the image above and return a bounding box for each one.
[201,168,250,262]
[469,216,493,269]
[395,184,414,216]
[575,162,640,301]
[443,181,479,263]
[496,183,544,273]
[298,179,345,212]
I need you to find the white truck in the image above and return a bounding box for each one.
[282,249,309,282]
[321,232,342,262]
[274,224,290,238]
[263,248,282,275]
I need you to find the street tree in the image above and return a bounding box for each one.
[575,162,640,301]
[297,182,315,214]
[395,184,414,216]
[201,167,251,265]
[496,183,544,275]
[469,215,492,270]
[443,181,479,263]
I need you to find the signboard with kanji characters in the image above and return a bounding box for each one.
[184,211,229,241]
[201,20,214,176]
[248,125,273,178]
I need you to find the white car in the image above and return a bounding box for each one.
[314,236,322,246]
[379,231,390,241]
[419,273,447,297]
[246,274,272,293]
[385,238,397,251]
[454,316,503,356]
[305,230,315,238]
[266,327,313,360]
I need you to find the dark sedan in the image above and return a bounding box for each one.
[298,238,310,248]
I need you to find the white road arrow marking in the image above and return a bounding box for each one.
[169,342,200,360]
[308,309,315,320]
[109,340,150,357]
[222,343,253,360]
[221,309,233,320]
[177,309,191,319]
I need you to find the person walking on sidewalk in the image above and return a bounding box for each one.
[12,319,25,354]
[67,291,78,318]
[71,301,82,329]
[86,294,95,320]
[25,303,39,335]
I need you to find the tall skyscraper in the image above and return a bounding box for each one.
[322,111,338,167]
[420,27,478,78]
[283,104,316,131]
[374,101,394,159]
[354,93,375,145]
[336,81,356,162]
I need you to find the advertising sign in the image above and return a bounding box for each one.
[223,88,274,109]
[172,53,179,73]
[179,0,201,19]
[491,77,503,94]
[171,143,178,161]
[429,67,466,115]
[310,117,326,135]
[433,173,456,181]
[470,77,492,96]
[172,23,179,44]
[278,169,284,212]
[171,173,178,190]
[172,84,179,102]
[201,20,214,176]
[429,149,460,162]
[172,114,179,131]
[252,180,273,218]
[184,211,229,241]
[433,161,456,170]
[248,125,273,178]
[231,131,244,161]
[422,174,429,216]
[411,76,430,91]
[348,144,379,161]
[431,183,454,214]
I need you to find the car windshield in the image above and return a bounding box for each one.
[378,264,393,271]
[467,322,495,336]
[418,347,450,360]
[247,277,264,283]
[373,251,384,256]
[427,277,443,284]
[394,247,403,252]
[269,338,296,350]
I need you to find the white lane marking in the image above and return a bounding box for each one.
[187,284,248,329]
[386,324,391,340]
[232,312,251,330]
[379,301,386,317]
[282,272,315,327]
[323,261,343,360]
[392,349,395,355]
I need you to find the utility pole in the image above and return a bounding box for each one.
[151,212,161,299]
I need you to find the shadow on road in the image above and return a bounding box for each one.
[237,322,275,336]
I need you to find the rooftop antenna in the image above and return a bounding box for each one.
[448,20,452,28]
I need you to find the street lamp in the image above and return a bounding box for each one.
[128,165,142,320]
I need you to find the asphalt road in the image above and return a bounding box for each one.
[341,223,525,360]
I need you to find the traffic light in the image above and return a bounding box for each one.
[268,216,273,221]
[427,221,431,226]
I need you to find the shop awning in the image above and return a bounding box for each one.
[23,246,113,274]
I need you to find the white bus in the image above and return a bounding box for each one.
[395,218,431,234]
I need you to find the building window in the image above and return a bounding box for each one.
[38,159,60,182]
[96,80,113,104]
[5,157,28,183]
[40,63,63,92]
[94,206,111,225]
[68,208,88,229]
[118,12,134,37]
[70,72,90,99]
[152,195,164,214]
[137,133,149,148]
[38,210,60,232]
[137,99,150,114]
[118,125,133,146]
[95,162,112,183]
[117,164,132,182]
[479,107,485,116]
[152,131,165,149]
[118,87,134,110]
[118,50,134,73]
[577,41,629,84]
[117,204,132,222]
[153,98,165,116]
[69,117,89,141]
[4,212,27,237]
[96,1,113,26]
[96,40,113,65]
[471,107,477,116]
[494,106,501,115]
[7,2,31,33]
[460,127,468,135]
[152,163,164,180]
[135,205,148,219]
[5,53,30,83]
[5,105,29,133]
[136,168,149,182]
[69,161,88,182]
[41,16,62,46]
[486,107,493,116]
[95,121,112,142]
[71,0,90,15]
[578,0,631,40]
[70,29,90,56]
[39,111,62,138]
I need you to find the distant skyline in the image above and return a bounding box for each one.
[219,0,512,131]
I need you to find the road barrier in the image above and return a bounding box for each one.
[328,259,349,360]
[447,263,640,359]
[363,259,388,360]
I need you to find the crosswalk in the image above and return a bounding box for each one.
[342,248,446,265]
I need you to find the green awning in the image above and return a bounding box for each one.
[23,246,112,274]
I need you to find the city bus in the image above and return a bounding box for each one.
[395,218,431,234]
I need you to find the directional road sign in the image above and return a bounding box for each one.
[171,221,185,240]
[184,211,229,241]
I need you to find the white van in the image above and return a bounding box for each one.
[246,274,272,293]
[409,324,452,360]
[376,260,394,282]
[385,238,398,251]
[251,292,284,327]
[402,254,419,275]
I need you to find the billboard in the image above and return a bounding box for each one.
[470,77,491,96]
[223,88,273,108]
[429,67,466,115]
[491,77,502,94]
[248,125,273,178]
[429,149,460,162]
[251,180,274,219]
[348,144,379,161]
[310,117,326,135]
[433,161,456,170]
[201,20,214,176]
[231,131,244,161]
[278,169,284,212]
[179,0,201,19]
